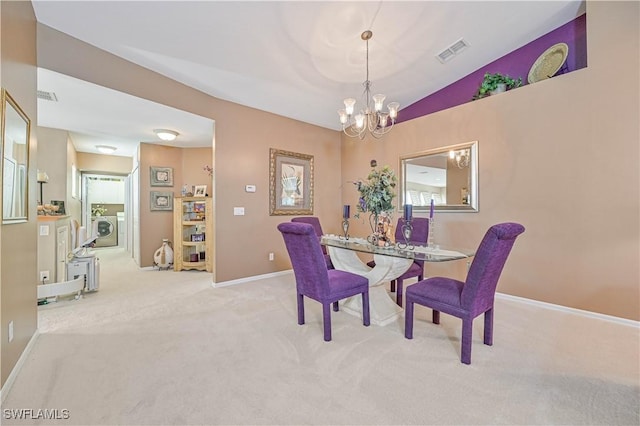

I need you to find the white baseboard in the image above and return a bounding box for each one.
[496,292,639,328]
[0,330,40,404]
[212,269,293,288]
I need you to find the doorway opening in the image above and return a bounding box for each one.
[82,173,129,251]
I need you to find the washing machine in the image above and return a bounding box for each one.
[92,216,118,247]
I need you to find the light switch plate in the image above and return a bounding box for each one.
[233,207,245,216]
[245,185,256,193]
[40,225,49,236]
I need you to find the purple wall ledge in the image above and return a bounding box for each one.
[399,14,587,123]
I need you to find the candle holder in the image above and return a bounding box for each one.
[396,218,414,250]
[340,218,350,240]
[428,217,436,249]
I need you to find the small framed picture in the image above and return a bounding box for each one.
[150,191,173,211]
[193,185,207,197]
[150,167,173,187]
[191,233,205,242]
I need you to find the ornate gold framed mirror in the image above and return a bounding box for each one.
[2,89,31,223]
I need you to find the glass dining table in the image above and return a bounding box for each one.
[321,234,475,326]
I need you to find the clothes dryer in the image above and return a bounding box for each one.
[92,216,118,247]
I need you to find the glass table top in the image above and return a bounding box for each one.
[321,235,475,262]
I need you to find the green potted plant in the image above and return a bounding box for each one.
[353,160,397,246]
[472,72,523,100]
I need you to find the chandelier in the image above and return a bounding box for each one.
[338,30,399,139]
[449,148,470,169]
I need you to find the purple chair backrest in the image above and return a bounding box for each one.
[394,217,429,246]
[278,222,330,299]
[292,216,327,255]
[461,222,525,310]
[291,216,323,236]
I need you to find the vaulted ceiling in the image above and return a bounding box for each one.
[32,1,584,157]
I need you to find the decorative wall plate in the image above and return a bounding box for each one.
[528,43,569,84]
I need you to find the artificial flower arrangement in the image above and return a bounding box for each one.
[353,160,397,245]
[91,205,107,216]
[353,159,397,217]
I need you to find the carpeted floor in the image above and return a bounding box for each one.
[2,247,639,425]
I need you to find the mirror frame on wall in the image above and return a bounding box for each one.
[2,88,31,224]
[399,141,478,213]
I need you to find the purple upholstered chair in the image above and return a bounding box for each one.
[278,222,370,341]
[404,222,525,364]
[367,217,429,306]
[291,216,334,269]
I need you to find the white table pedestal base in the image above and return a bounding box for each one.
[341,285,404,326]
[327,246,413,326]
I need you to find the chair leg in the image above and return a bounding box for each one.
[396,279,404,307]
[297,293,305,325]
[432,310,440,324]
[333,301,339,312]
[390,280,396,292]
[322,303,332,342]
[362,291,370,326]
[484,308,493,346]
[404,300,414,339]
[461,318,473,364]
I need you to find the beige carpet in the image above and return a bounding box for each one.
[2,247,639,425]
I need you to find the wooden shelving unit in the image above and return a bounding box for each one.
[173,197,213,272]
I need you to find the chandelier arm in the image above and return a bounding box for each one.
[343,124,366,140]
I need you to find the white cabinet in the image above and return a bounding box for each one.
[37,216,70,283]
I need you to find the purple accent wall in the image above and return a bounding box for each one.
[399,14,587,123]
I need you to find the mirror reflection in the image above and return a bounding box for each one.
[2,89,30,223]
[400,141,478,212]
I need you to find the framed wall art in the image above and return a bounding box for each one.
[269,148,314,215]
[193,185,207,197]
[150,166,173,187]
[150,191,173,211]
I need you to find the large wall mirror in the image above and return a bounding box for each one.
[400,141,478,213]
[2,89,31,223]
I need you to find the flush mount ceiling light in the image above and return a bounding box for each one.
[96,145,117,154]
[154,129,179,141]
[338,30,399,140]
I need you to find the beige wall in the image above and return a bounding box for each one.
[341,1,639,320]
[1,0,38,388]
[139,143,182,267]
[76,151,132,175]
[34,127,83,222]
[36,127,67,204]
[66,136,81,221]
[181,147,214,194]
[137,145,215,268]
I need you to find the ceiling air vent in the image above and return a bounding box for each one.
[37,90,58,102]
[436,38,469,64]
